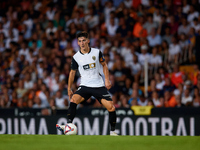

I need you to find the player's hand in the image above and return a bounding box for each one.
[68,89,73,100]
[105,80,112,90]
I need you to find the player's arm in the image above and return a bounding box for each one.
[68,57,78,99]
[68,69,76,99]
[99,51,112,90]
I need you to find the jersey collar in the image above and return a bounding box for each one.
[79,47,91,55]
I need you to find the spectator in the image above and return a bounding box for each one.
[168,15,179,35]
[147,0,156,14]
[107,17,118,37]
[162,26,172,44]
[170,65,184,87]
[190,64,200,86]
[24,73,34,89]
[147,100,154,106]
[187,5,199,22]
[178,17,191,36]
[5,29,18,48]
[84,8,99,29]
[157,66,168,80]
[193,87,200,107]
[94,0,103,16]
[137,94,148,106]
[155,73,165,91]
[33,0,42,11]
[168,36,181,64]
[147,28,162,47]
[53,11,65,31]
[137,4,145,17]
[149,46,162,67]
[116,17,130,40]
[33,96,46,108]
[131,82,143,96]
[143,13,158,35]
[130,97,138,106]
[46,4,55,20]
[50,74,60,94]
[133,16,147,38]
[59,31,68,50]
[104,0,115,24]
[36,83,49,107]
[73,11,84,28]
[164,90,177,107]
[112,58,127,92]
[99,36,111,53]
[179,33,189,51]
[17,97,24,108]
[119,94,129,108]
[191,17,200,33]
[55,90,68,109]
[123,0,132,9]
[16,79,27,99]
[182,0,190,14]
[46,20,57,39]
[120,39,131,64]
[152,91,163,107]
[128,89,140,105]
[183,80,193,95]
[175,93,184,107]
[75,0,91,12]
[18,40,29,59]
[125,45,139,64]
[163,77,176,93]
[123,8,135,30]
[153,6,162,24]
[9,21,19,39]
[27,99,33,108]
[128,54,141,82]
[138,44,150,66]
[148,79,156,96]
[182,88,193,106]
[0,22,8,38]
[22,13,33,31]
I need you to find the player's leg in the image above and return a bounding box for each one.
[101,99,118,136]
[67,86,91,123]
[57,86,90,133]
[92,86,118,135]
[67,94,85,123]
[56,94,84,134]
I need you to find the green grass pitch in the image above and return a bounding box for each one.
[0,135,199,150]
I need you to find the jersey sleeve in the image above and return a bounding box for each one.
[99,51,105,62]
[71,57,78,70]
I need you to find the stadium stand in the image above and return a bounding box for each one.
[0,0,200,111]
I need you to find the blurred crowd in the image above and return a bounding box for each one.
[0,0,200,111]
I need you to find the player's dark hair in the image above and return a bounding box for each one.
[76,31,89,39]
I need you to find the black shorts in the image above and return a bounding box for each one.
[74,86,112,104]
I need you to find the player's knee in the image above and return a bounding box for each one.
[70,98,78,104]
[107,104,115,112]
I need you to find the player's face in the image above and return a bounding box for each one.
[77,37,90,51]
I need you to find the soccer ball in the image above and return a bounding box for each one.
[64,123,78,135]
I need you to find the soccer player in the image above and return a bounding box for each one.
[56,31,118,136]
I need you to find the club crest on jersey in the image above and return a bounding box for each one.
[92,56,96,61]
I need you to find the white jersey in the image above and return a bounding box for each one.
[71,48,105,87]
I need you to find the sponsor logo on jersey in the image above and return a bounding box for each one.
[92,56,96,61]
[83,63,96,70]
